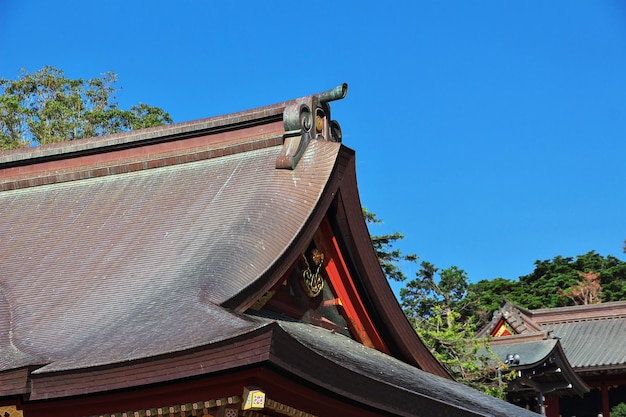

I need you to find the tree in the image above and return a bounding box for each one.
[363,208,417,282]
[465,278,522,329]
[400,262,506,397]
[557,271,602,305]
[0,66,172,150]
[400,261,469,327]
[502,251,626,309]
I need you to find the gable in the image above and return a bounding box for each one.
[248,216,389,353]
[491,318,515,337]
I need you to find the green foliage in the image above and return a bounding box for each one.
[515,251,626,308]
[462,251,626,321]
[363,210,626,399]
[0,66,172,150]
[401,263,507,397]
[400,262,469,326]
[465,278,523,329]
[416,308,507,398]
[363,208,417,282]
[612,403,626,417]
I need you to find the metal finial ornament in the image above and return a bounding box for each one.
[276,84,347,169]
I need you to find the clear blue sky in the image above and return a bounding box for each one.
[2,1,625,288]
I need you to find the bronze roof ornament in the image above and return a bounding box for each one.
[276,83,347,170]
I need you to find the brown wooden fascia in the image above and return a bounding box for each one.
[0,367,35,397]
[328,158,452,379]
[0,117,285,191]
[23,325,276,401]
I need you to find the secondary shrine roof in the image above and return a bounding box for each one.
[480,300,626,372]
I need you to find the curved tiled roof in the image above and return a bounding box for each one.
[488,339,589,398]
[482,300,626,372]
[0,140,339,372]
[277,320,540,417]
[0,88,527,415]
[546,318,626,370]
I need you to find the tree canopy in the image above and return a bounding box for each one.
[365,210,626,397]
[461,251,626,328]
[400,262,507,398]
[0,66,172,150]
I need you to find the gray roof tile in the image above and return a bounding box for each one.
[547,318,626,369]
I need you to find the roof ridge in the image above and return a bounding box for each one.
[0,102,288,166]
[0,84,350,190]
[0,134,283,191]
[530,301,626,324]
[539,314,626,325]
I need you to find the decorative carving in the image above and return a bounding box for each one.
[276,84,347,169]
[275,103,312,169]
[300,249,324,298]
[0,406,23,417]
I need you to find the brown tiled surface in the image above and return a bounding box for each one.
[0,139,339,374]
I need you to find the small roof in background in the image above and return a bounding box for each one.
[481,300,626,372]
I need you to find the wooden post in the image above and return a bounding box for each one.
[602,384,610,417]
[544,395,560,417]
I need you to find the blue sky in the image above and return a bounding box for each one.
[1,1,625,288]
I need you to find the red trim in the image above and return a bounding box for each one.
[601,383,610,417]
[491,317,511,337]
[314,217,389,353]
[544,395,559,417]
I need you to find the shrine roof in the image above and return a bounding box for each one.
[276,320,540,417]
[0,85,456,392]
[0,86,544,415]
[0,119,342,374]
[479,300,626,372]
[544,318,626,370]
[488,339,589,398]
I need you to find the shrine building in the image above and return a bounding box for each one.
[478,300,626,417]
[0,85,539,417]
